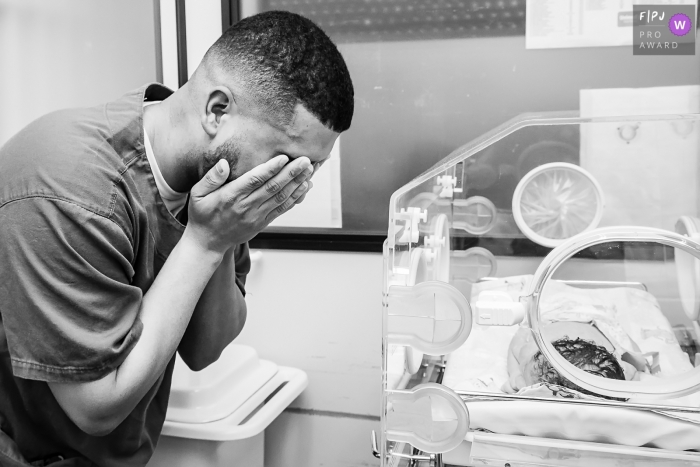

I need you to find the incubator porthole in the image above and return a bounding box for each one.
[454,247,497,283]
[453,196,497,235]
[527,226,700,400]
[426,214,451,283]
[512,163,605,248]
[407,247,430,286]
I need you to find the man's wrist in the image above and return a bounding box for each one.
[180,228,226,266]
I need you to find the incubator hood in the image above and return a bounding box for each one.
[379,111,700,466]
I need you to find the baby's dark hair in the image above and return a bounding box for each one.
[533,337,625,398]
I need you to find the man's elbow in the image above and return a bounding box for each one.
[180,332,235,371]
[62,406,123,437]
[182,350,220,372]
[78,417,120,437]
[48,379,125,437]
[181,309,247,372]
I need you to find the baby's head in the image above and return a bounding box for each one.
[527,337,625,397]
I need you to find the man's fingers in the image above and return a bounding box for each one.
[295,180,313,204]
[248,156,312,204]
[191,160,230,199]
[295,192,308,205]
[264,181,312,223]
[312,160,326,175]
[259,170,311,214]
[265,197,296,223]
[236,155,289,195]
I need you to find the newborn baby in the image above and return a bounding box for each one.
[504,320,651,395]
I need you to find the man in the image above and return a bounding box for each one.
[0,10,353,467]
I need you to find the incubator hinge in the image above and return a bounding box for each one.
[436,175,457,198]
[395,208,428,244]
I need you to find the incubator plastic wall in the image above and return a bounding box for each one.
[382,112,700,466]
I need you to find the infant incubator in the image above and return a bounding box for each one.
[378,111,700,466]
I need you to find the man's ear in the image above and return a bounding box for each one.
[202,86,237,137]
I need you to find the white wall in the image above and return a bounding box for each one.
[237,249,383,467]
[0,3,383,464]
[0,0,158,146]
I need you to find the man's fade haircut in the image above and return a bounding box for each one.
[204,10,354,133]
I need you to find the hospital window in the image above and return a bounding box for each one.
[212,1,698,252]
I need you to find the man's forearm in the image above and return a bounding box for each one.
[48,230,223,436]
[178,246,247,371]
[46,149,307,436]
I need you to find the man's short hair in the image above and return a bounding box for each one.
[205,10,354,133]
[533,337,626,399]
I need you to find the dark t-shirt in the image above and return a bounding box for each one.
[0,84,249,466]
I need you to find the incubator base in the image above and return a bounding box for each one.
[443,432,700,467]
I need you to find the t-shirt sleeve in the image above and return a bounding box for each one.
[0,197,143,383]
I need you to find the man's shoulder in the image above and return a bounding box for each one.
[2,104,114,164]
[0,104,133,219]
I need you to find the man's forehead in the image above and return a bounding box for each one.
[280,105,339,161]
[284,139,336,165]
[284,103,327,139]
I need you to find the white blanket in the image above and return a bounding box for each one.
[443,275,700,450]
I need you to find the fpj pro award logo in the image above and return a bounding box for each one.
[633,4,695,55]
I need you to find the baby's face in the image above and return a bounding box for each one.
[515,336,542,386]
[520,355,541,386]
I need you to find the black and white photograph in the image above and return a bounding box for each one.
[0,1,699,466]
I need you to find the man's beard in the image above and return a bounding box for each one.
[201,138,241,183]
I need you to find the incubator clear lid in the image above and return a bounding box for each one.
[381,111,700,464]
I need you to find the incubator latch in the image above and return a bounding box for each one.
[396,208,428,244]
[474,291,526,326]
[436,176,457,199]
